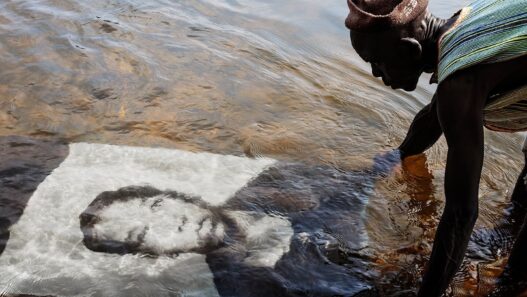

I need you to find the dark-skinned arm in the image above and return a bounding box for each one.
[372,94,442,176]
[398,93,443,159]
[417,75,486,297]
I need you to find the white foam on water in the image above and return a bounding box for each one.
[0,143,292,297]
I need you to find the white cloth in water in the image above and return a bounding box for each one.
[0,143,293,297]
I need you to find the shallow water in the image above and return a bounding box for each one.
[0,0,525,296]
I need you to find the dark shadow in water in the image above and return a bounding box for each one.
[452,157,527,296]
[209,162,379,297]
[466,201,527,297]
[0,136,69,256]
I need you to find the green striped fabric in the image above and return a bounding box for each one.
[438,0,527,83]
[437,0,527,132]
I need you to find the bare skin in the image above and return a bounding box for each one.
[347,9,527,297]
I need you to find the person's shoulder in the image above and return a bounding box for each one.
[437,67,478,90]
[436,67,488,108]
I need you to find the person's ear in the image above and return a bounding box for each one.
[399,37,422,60]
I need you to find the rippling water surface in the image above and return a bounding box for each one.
[0,0,525,296]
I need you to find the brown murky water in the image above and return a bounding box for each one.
[0,0,525,296]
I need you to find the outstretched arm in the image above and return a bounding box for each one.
[398,93,443,159]
[417,76,486,297]
[372,94,442,176]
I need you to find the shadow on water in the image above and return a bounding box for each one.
[211,162,380,297]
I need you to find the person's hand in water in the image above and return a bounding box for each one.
[372,149,402,177]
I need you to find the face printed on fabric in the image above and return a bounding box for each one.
[80,188,227,256]
[0,143,287,297]
[95,197,223,252]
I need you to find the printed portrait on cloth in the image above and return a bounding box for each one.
[0,141,373,297]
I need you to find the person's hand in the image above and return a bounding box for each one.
[401,153,433,179]
[372,149,402,177]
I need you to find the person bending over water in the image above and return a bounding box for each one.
[345,0,527,296]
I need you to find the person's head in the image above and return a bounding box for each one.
[345,0,432,91]
[79,186,231,256]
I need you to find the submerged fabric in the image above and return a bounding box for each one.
[438,0,527,132]
[438,0,527,83]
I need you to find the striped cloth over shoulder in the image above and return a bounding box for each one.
[436,0,527,132]
[437,0,527,83]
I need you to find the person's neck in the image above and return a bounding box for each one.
[419,11,459,74]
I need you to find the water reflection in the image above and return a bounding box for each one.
[0,0,525,295]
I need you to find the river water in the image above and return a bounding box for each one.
[0,0,525,296]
